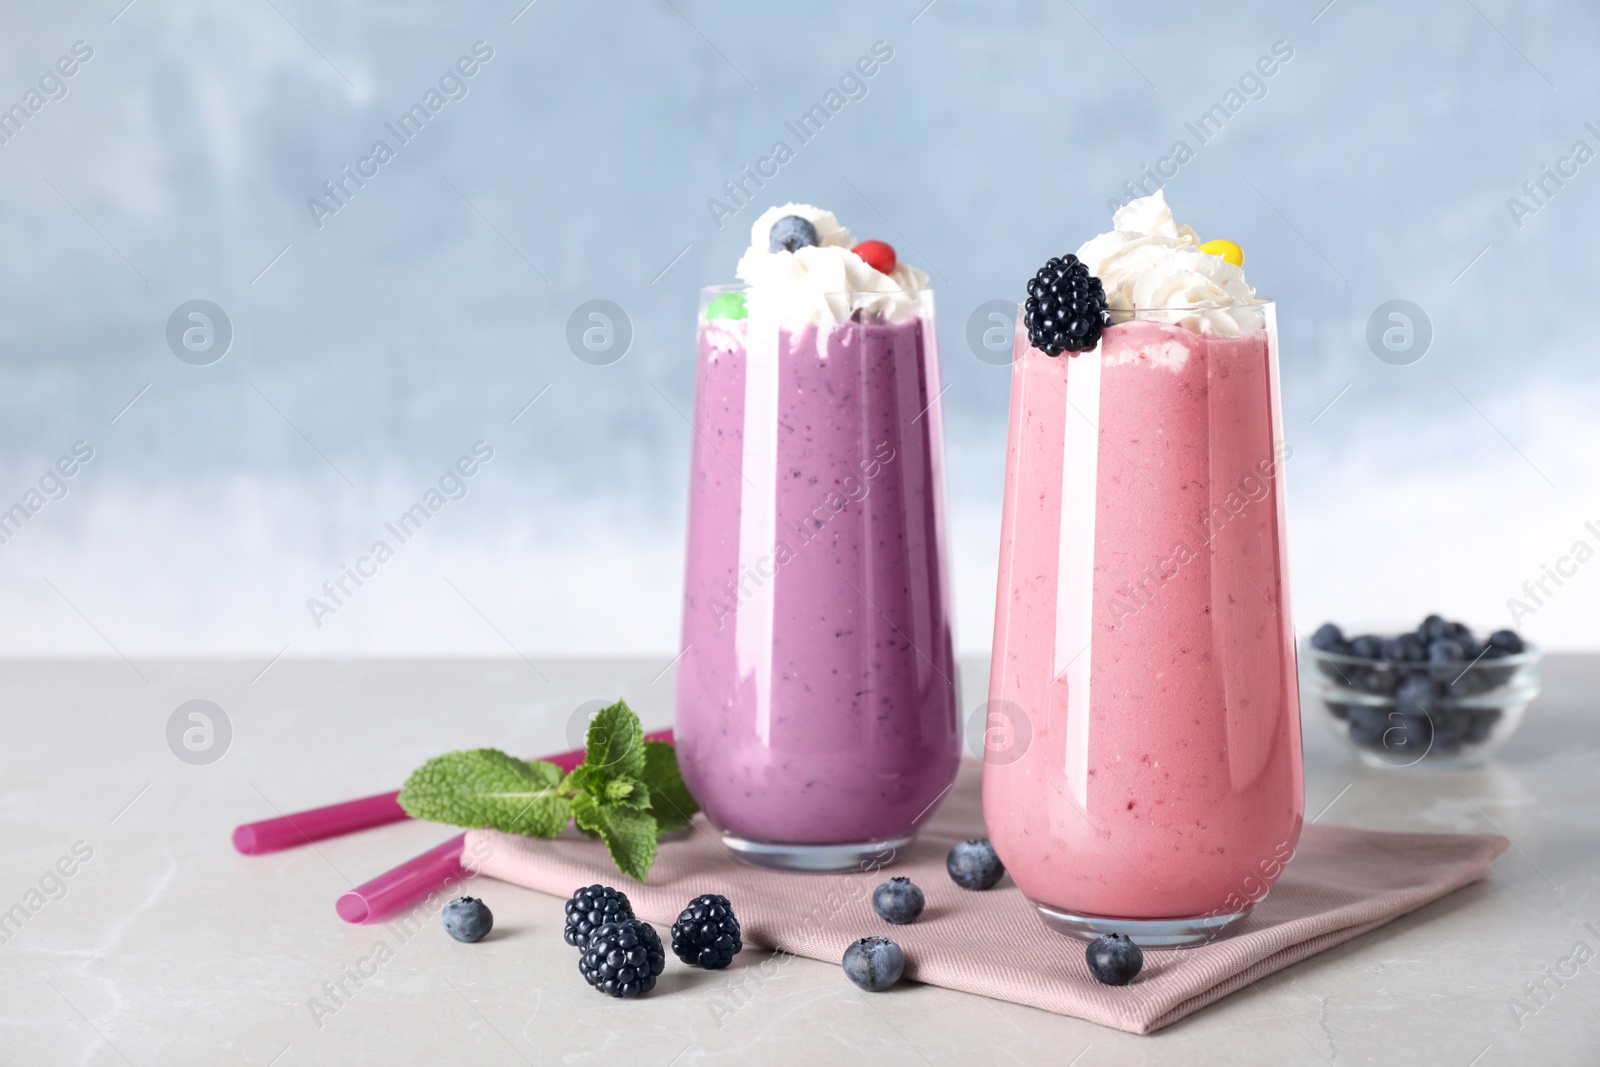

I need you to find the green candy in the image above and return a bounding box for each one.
[704,291,748,321]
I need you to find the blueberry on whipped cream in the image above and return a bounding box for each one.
[767,214,820,253]
[1023,254,1109,356]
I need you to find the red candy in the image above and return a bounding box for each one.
[851,240,897,275]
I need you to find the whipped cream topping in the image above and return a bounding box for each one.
[735,203,930,330]
[1075,190,1264,336]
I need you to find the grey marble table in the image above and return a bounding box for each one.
[1,655,1597,1065]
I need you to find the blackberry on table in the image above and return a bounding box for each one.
[565,884,634,949]
[671,894,742,970]
[578,919,666,998]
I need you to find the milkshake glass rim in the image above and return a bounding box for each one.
[700,282,935,296]
[1100,298,1274,313]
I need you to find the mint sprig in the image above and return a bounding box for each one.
[397,749,570,837]
[641,740,696,832]
[396,699,696,882]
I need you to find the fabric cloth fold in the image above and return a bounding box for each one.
[465,761,1508,1033]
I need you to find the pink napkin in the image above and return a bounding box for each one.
[465,761,1508,1033]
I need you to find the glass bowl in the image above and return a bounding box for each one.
[1299,636,1542,769]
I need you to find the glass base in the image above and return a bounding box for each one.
[1352,747,1488,771]
[719,831,913,872]
[1030,900,1256,948]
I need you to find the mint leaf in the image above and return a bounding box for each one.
[398,749,570,837]
[569,794,658,882]
[562,763,607,798]
[604,777,652,810]
[582,700,646,781]
[569,791,604,837]
[639,740,699,832]
[599,806,658,882]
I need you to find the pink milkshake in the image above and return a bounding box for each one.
[984,193,1302,945]
[677,205,960,870]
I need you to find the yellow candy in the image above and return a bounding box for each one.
[1199,239,1244,267]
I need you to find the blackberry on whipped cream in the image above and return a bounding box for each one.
[1023,254,1109,356]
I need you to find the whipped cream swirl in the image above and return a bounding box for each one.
[735,203,930,331]
[1075,191,1264,335]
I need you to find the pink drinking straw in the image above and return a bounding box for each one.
[336,833,469,924]
[232,729,673,855]
[306,729,674,925]
[232,791,408,855]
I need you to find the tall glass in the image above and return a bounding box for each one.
[983,302,1302,945]
[676,286,961,870]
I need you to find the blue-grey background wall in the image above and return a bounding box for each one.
[2,0,1596,659]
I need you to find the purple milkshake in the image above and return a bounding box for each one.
[676,204,960,870]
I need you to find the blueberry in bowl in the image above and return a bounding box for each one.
[1302,617,1540,769]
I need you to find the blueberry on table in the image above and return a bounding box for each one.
[768,215,820,253]
[843,936,905,992]
[872,878,926,925]
[946,839,1005,891]
[671,894,742,970]
[441,897,493,943]
[579,920,665,998]
[1086,933,1143,986]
